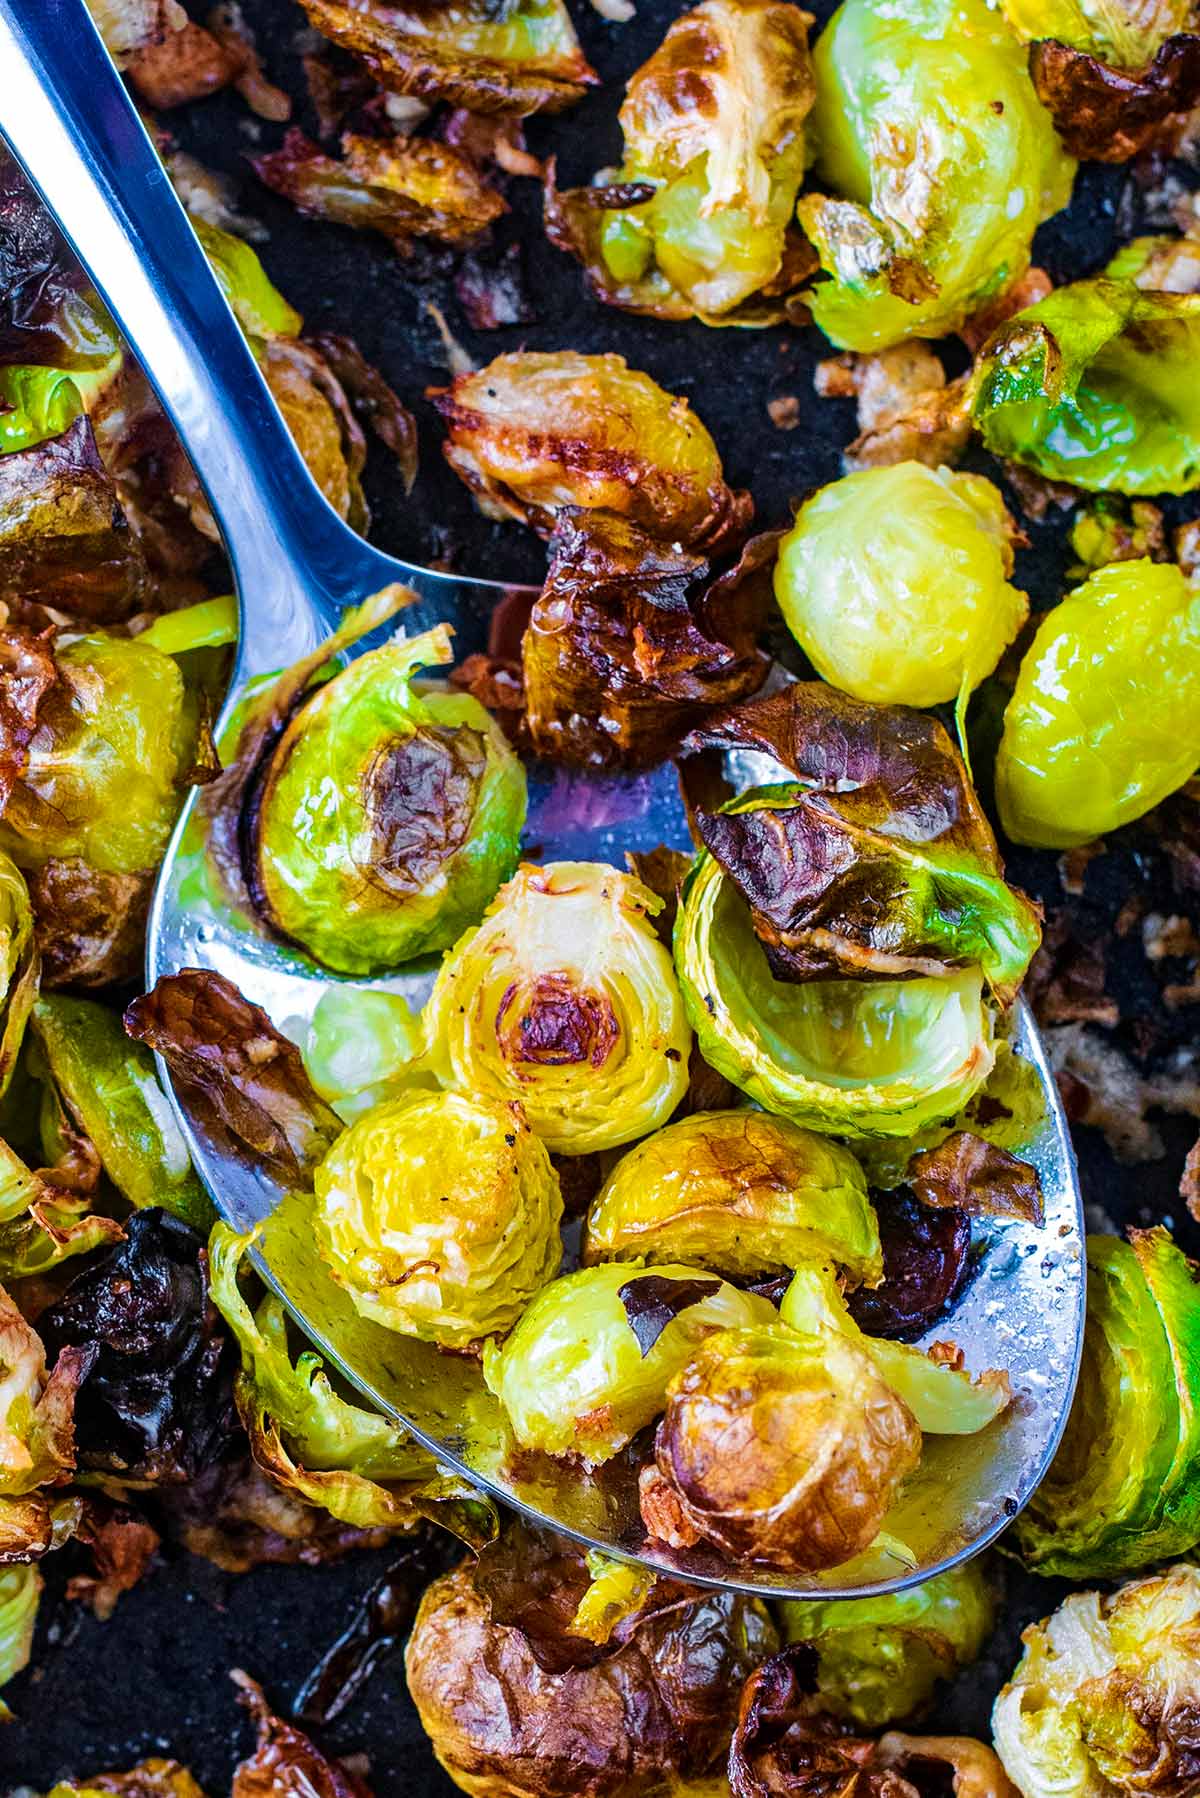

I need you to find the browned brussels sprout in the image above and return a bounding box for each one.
[405,1527,777,1798]
[546,0,816,325]
[645,1321,921,1571]
[430,352,752,551]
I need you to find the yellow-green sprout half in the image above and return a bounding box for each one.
[313,1089,563,1347]
[996,560,1200,850]
[993,1564,1200,1798]
[674,852,995,1140]
[778,1559,994,1727]
[0,1561,39,1721]
[798,0,1075,352]
[773,464,1028,709]
[249,624,526,976]
[424,861,692,1155]
[1000,0,1194,68]
[482,1261,777,1463]
[0,851,36,1099]
[584,1110,881,1285]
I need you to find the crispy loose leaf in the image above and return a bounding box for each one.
[296,0,597,115]
[0,847,39,1098]
[232,1670,374,1798]
[1031,34,1200,162]
[159,1455,394,1573]
[907,1131,1044,1225]
[522,511,772,770]
[690,685,1041,1003]
[124,971,342,1186]
[28,860,153,990]
[847,1192,972,1342]
[305,331,418,493]
[38,1210,238,1484]
[65,1500,160,1621]
[618,1273,722,1358]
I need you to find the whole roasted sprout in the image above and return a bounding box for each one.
[646,1320,921,1571]
[248,623,526,976]
[773,464,1028,708]
[424,862,692,1155]
[546,0,816,325]
[583,1111,881,1285]
[778,1561,994,1728]
[313,1089,562,1347]
[482,1262,777,1462]
[1014,1229,1200,1578]
[799,0,1075,352]
[431,352,752,551]
[995,559,1200,849]
[297,0,597,114]
[971,279,1200,495]
[993,1564,1200,1798]
[406,1531,777,1798]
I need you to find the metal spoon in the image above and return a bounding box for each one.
[0,0,1084,1597]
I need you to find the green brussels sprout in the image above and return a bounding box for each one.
[777,1560,994,1727]
[0,632,194,877]
[425,861,692,1155]
[773,464,1028,709]
[571,1550,659,1645]
[0,1560,39,1721]
[0,1279,80,1499]
[249,623,526,975]
[303,985,429,1121]
[993,1564,1200,1798]
[313,1088,563,1347]
[995,560,1200,850]
[29,994,211,1232]
[971,279,1200,495]
[648,1320,921,1571]
[191,218,304,343]
[674,850,995,1140]
[583,1110,881,1285]
[0,1130,121,1281]
[0,851,36,1100]
[999,0,1192,68]
[1014,1230,1200,1578]
[798,0,1075,352]
[547,0,816,325]
[482,1261,777,1463]
[780,1263,1011,1434]
[0,365,83,455]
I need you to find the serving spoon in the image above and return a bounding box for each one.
[0,0,1085,1597]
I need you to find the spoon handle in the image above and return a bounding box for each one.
[0,0,366,623]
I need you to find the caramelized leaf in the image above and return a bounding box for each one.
[907,1131,1044,1225]
[1031,33,1200,162]
[847,1192,971,1341]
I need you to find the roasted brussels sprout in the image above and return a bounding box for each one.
[313,1089,562,1347]
[297,0,597,114]
[303,985,427,1121]
[431,353,752,551]
[248,623,526,975]
[424,862,692,1155]
[798,0,1075,352]
[995,560,1200,849]
[407,1531,776,1798]
[0,364,84,453]
[482,1262,776,1462]
[545,0,816,325]
[646,1320,921,1571]
[777,1560,994,1728]
[0,1560,39,1721]
[773,464,1028,709]
[993,1564,1200,1798]
[0,1277,87,1500]
[1014,1230,1200,1578]
[971,279,1200,495]
[0,849,36,1098]
[583,1111,881,1284]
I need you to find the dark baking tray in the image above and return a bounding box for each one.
[2,0,1199,1787]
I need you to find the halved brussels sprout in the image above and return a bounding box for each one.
[647,1320,921,1571]
[993,1564,1200,1798]
[773,464,1028,709]
[546,0,815,325]
[583,1111,880,1285]
[0,632,193,877]
[799,0,1075,352]
[482,1262,777,1463]
[971,279,1200,495]
[248,623,526,976]
[430,352,751,551]
[780,1263,1011,1434]
[313,1089,562,1347]
[996,559,1200,850]
[674,851,995,1140]
[777,1560,994,1728]
[425,862,692,1155]
[1014,1229,1200,1578]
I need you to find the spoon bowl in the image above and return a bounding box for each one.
[0,0,1085,1596]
